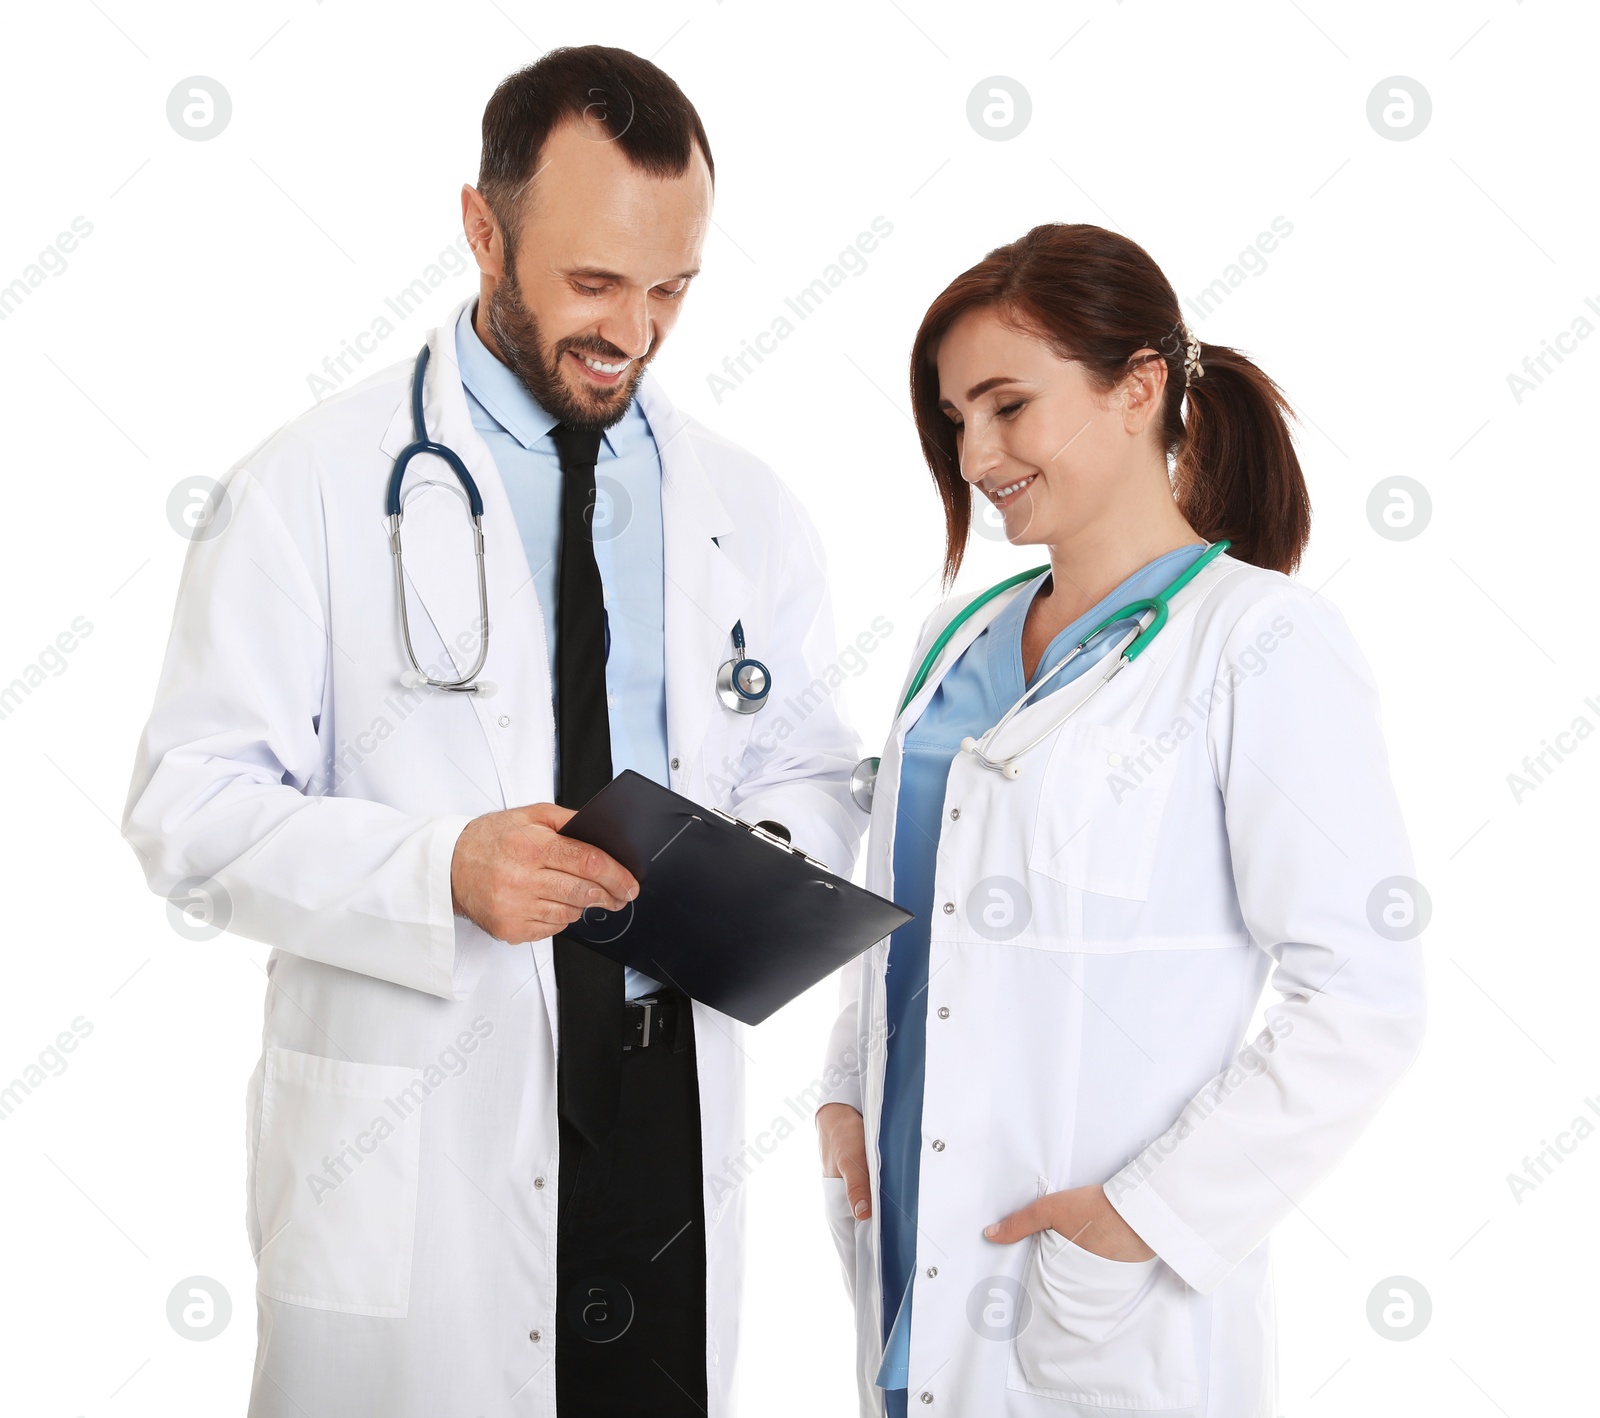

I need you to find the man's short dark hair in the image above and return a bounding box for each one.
[478,46,714,242]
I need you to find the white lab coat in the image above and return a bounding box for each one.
[123,300,863,1418]
[820,553,1425,1415]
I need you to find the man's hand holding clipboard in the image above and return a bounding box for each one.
[558,771,912,1025]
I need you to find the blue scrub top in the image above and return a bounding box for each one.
[875,543,1207,1406]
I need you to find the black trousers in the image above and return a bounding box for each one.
[556,995,708,1416]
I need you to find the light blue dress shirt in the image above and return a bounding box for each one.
[875,543,1208,1411]
[455,306,667,998]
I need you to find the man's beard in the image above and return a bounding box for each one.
[484,263,652,432]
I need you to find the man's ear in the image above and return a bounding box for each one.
[461,186,505,281]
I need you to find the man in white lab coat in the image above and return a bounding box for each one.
[124,45,861,1418]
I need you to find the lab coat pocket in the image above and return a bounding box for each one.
[252,1047,425,1318]
[1029,722,1179,901]
[1010,1228,1201,1410]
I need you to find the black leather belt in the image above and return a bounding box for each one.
[623,992,690,1053]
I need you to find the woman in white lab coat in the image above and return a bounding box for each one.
[816,224,1426,1416]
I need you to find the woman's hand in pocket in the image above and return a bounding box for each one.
[816,1103,872,1220]
[984,1184,1155,1261]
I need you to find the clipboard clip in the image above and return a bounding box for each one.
[709,807,830,873]
[748,820,794,851]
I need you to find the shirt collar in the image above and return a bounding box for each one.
[454,303,644,458]
[989,542,1208,694]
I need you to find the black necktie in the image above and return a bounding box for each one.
[550,424,624,1148]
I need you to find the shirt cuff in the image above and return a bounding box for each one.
[427,814,484,1001]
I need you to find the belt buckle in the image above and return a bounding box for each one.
[636,997,654,1049]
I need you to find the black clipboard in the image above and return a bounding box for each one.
[558,770,912,1025]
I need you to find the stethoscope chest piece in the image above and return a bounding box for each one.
[717,621,771,714]
[717,658,770,714]
[849,757,880,814]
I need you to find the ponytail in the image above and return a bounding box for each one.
[1177,342,1310,575]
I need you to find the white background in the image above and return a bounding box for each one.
[1,0,1595,1413]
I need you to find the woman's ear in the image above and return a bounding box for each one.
[1117,350,1169,435]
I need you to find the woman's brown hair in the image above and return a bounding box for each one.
[908,223,1311,583]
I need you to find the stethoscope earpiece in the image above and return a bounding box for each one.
[716,621,772,715]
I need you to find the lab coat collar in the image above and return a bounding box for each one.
[633,368,748,790]
[894,583,1029,739]
[861,580,1026,891]
[378,299,477,463]
[634,370,736,539]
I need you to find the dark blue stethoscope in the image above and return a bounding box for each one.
[387,344,773,714]
[386,346,493,695]
[716,621,772,715]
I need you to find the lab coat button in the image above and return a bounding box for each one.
[529,1329,541,1343]
[931,1139,945,1152]
[937,1007,949,1019]
[926,1266,938,1278]
[533,1176,545,1190]
[919,1393,933,1405]
[942,902,954,915]
[671,757,680,770]
[498,714,510,727]
[949,807,960,821]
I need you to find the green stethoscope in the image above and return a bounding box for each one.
[848,540,1230,812]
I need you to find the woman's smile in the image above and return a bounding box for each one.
[986,472,1038,507]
